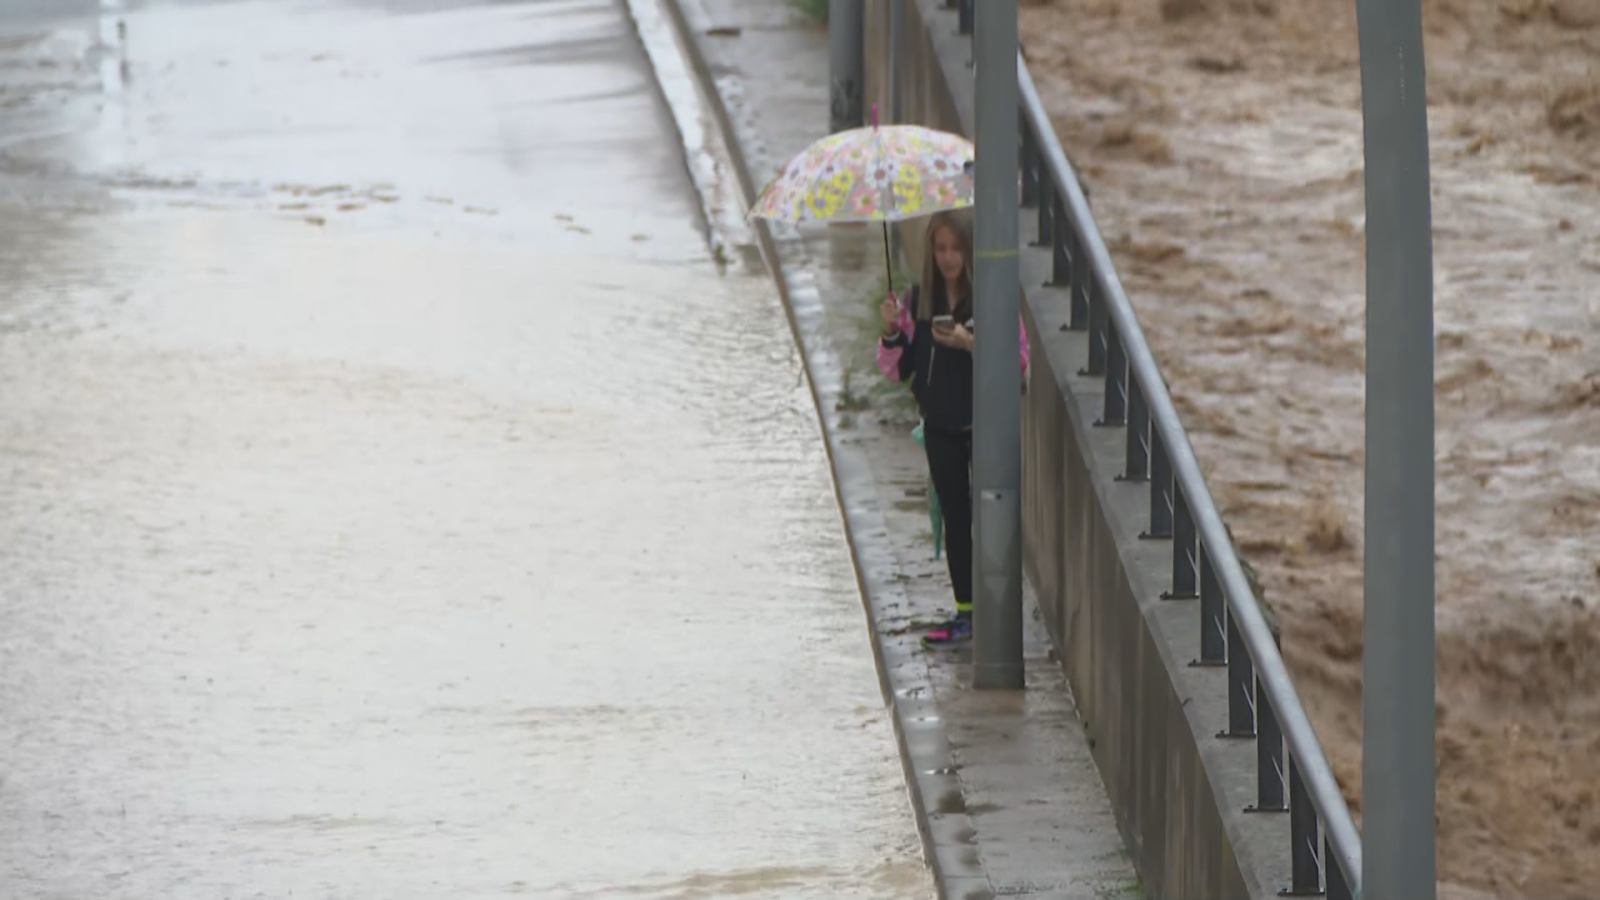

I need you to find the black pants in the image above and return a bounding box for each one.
[923,425,973,614]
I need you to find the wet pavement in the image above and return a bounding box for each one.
[0,0,931,896]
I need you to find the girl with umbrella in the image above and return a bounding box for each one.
[750,117,1029,649]
[876,211,1029,647]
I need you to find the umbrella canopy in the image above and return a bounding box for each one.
[748,123,973,225]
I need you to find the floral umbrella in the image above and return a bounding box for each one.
[748,111,974,287]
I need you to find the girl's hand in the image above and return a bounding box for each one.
[933,323,974,352]
[879,294,901,333]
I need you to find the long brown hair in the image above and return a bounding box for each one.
[915,210,974,322]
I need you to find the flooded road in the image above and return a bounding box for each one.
[0,1,930,897]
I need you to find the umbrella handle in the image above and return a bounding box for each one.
[871,103,878,129]
[882,220,896,304]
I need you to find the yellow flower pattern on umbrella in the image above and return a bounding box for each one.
[749,123,974,225]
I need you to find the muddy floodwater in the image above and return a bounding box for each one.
[1022,0,1600,894]
[0,0,931,897]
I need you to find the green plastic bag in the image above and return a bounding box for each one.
[910,421,944,560]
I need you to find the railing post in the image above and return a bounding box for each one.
[1064,197,1086,328]
[1143,429,1173,539]
[1020,122,1039,209]
[1051,199,1071,288]
[1219,609,1256,735]
[1162,487,1198,599]
[1327,835,1354,900]
[1119,375,1149,482]
[1192,547,1225,665]
[1081,276,1106,376]
[1287,759,1324,896]
[1097,321,1127,427]
[1248,678,1289,812]
[1032,168,1054,249]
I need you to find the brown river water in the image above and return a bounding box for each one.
[1022,0,1600,894]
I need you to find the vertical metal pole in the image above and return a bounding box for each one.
[887,0,904,265]
[1032,169,1052,248]
[1358,0,1436,886]
[889,0,904,123]
[829,0,864,133]
[971,0,1023,690]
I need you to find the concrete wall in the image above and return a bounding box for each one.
[864,2,1292,897]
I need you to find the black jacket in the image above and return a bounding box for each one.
[880,285,975,433]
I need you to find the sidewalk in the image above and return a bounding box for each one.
[655,1,1144,897]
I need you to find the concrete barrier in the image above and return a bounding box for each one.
[864,2,1297,897]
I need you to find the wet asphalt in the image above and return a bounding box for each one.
[0,0,929,896]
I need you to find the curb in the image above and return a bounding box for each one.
[638,1,989,897]
[619,0,754,259]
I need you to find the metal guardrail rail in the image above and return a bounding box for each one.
[946,2,1365,894]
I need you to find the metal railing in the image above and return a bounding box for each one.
[1005,43,1364,900]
